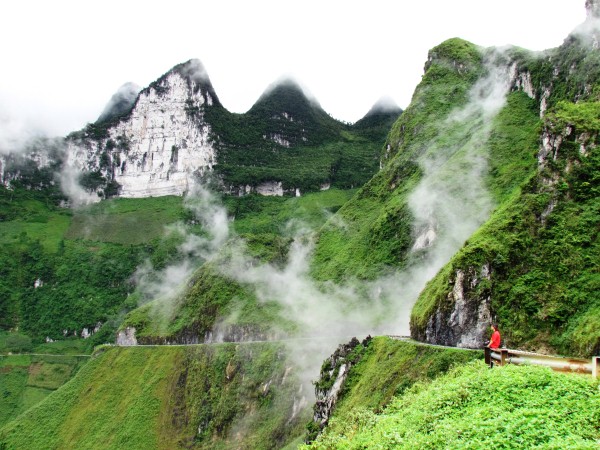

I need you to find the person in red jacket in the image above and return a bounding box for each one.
[487,324,501,368]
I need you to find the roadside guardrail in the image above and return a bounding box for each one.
[485,347,599,378]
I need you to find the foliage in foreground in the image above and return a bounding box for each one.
[304,362,600,449]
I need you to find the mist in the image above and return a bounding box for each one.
[122,52,515,405]
[131,185,231,331]
[0,109,47,156]
[143,52,503,355]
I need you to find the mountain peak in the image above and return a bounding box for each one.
[245,77,342,146]
[252,77,318,110]
[586,0,600,19]
[133,58,222,109]
[352,97,402,130]
[364,96,402,117]
[172,58,210,85]
[97,82,141,123]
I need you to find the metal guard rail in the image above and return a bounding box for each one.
[485,347,599,378]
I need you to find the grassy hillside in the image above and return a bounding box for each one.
[304,362,600,449]
[311,38,485,282]
[0,344,310,450]
[305,337,480,442]
[65,196,186,244]
[411,32,600,356]
[120,189,355,343]
[325,338,480,417]
[0,353,88,428]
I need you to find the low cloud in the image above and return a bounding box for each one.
[132,185,232,330]
[0,110,46,156]
[57,163,100,207]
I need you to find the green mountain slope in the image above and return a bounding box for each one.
[411,24,600,356]
[0,344,310,450]
[310,20,599,356]
[206,78,398,193]
[311,38,485,282]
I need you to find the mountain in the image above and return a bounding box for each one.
[48,61,399,200]
[1,1,598,448]
[96,82,141,124]
[246,78,342,145]
[311,9,600,356]
[64,59,220,198]
[352,96,402,129]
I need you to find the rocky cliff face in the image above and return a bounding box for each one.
[412,6,600,352]
[65,59,217,198]
[424,266,493,348]
[308,337,371,441]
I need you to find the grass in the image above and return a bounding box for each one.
[332,338,481,417]
[306,337,481,443]
[0,344,311,450]
[65,196,185,244]
[304,362,600,449]
[0,215,71,253]
[0,354,87,428]
[225,188,355,235]
[32,339,92,355]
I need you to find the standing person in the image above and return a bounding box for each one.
[487,324,501,368]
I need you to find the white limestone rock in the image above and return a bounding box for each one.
[65,65,216,199]
[116,326,138,346]
[256,181,284,196]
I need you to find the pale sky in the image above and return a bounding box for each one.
[0,0,588,139]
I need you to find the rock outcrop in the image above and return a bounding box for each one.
[424,266,493,348]
[65,59,217,198]
[308,336,371,441]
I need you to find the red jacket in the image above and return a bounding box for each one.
[490,330,501,349]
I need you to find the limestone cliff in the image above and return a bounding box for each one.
[65,59,217,198]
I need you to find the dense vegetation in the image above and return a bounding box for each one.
[311,38,485,281]
[411,32,600,356]
[203,80,400,193]
[0,190,190,342]
[306,337,480,442]
[307,31,599,357]
[304,361,600,449]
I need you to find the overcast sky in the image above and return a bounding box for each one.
[0,0,587,138]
